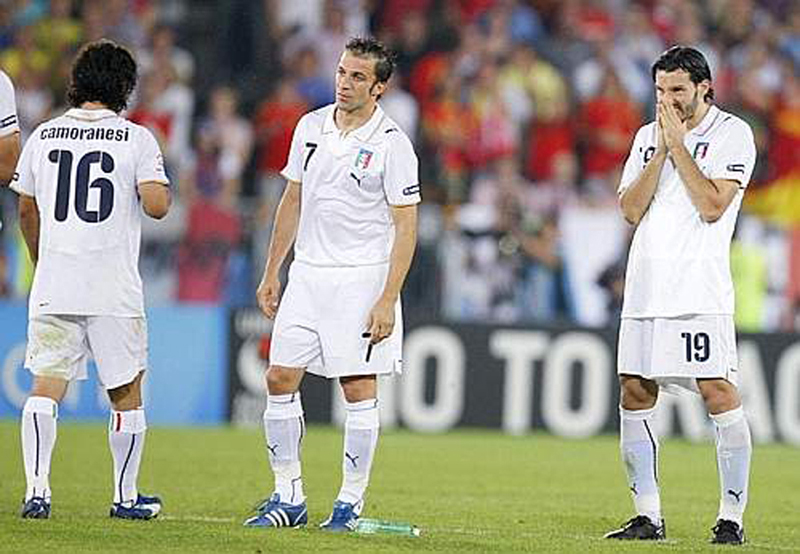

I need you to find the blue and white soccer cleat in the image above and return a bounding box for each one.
[110,493,162,520]
[243,493,308,528]
[21,496,51,519]
[319,500,361,532]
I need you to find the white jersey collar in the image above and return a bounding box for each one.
[323,103,385,141]
[65,108,119,122]
[689,104,721,138]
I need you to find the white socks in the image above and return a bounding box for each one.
[21,396,58,502]
[263,392,305,505]
[337,398,380,506]
[108,408,147,506]
[620,407,661,524]
[711,407,751,526]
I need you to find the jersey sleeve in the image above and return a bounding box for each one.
[9,130,38,197]
[383,131,421,206]
[280,115,307,183]
[709,119,756,189]
[0,72,19,138]
[135,127,170,185]
[617,126,648,195]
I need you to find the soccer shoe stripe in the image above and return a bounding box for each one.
[265,512,280,527]
[278,508,290,526]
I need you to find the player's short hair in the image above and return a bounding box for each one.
[67,40,137,113]
[345,36,396,84]
[651,45,714,102]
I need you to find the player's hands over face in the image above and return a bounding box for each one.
[658,101,687,153]
[256,274,282,319]
[365,299,395,345]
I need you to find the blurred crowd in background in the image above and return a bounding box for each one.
[1,0,799,331]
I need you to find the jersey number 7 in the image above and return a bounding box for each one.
[48,149,115,223]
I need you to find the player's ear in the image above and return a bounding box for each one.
[698,80,711,101]
[371,81,386,98]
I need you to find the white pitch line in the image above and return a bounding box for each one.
[161,515,236,523]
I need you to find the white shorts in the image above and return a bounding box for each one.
[617,315,739,394]
[270,261,403,378]
[25,315,148,390]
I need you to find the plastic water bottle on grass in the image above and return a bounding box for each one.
[355,518,421,537]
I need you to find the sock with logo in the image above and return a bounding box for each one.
[21,396,58,502]
[108,408,147,506]
[337,398,380,506]
[620,406,661,525]
[264,392,305,505]
[711,406,751,526]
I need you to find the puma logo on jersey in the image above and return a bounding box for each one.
[630,484,638,495]
[266,443,279,456]
[350,172,362,187]
[345,452,359,468]
[727,489,743,502]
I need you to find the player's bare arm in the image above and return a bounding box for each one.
[619,122,667,226]
[18,193,39,265]
[366,204,417,344]
[257,179,301,318]
[661,102,739,222]
[0,131,20,185]
[138,181,171,219]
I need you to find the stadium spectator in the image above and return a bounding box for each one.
[579,69,641,186]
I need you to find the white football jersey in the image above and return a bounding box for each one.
[11,108,169,317]
[0,70,19,138]
[618,105,756,318]
[282,103,421,267]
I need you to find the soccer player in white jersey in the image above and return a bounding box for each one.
[243,37,419,531]
[605,46,756,545]
[0,69,21,186]
[10,40,171,520]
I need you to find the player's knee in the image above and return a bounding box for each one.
[265,366,300,394]
[619,376,658,410]
[340,375,377,403]
[107,372,143,410]
[698,379,740,413]
[30,376,69,402]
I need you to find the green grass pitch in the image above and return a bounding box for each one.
[0,420,798,552]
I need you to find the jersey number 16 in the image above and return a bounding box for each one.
[48,149,115,223]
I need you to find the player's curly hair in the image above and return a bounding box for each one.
[651,45,714,102]
[66,40,137,113]
[345,36,396,84]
